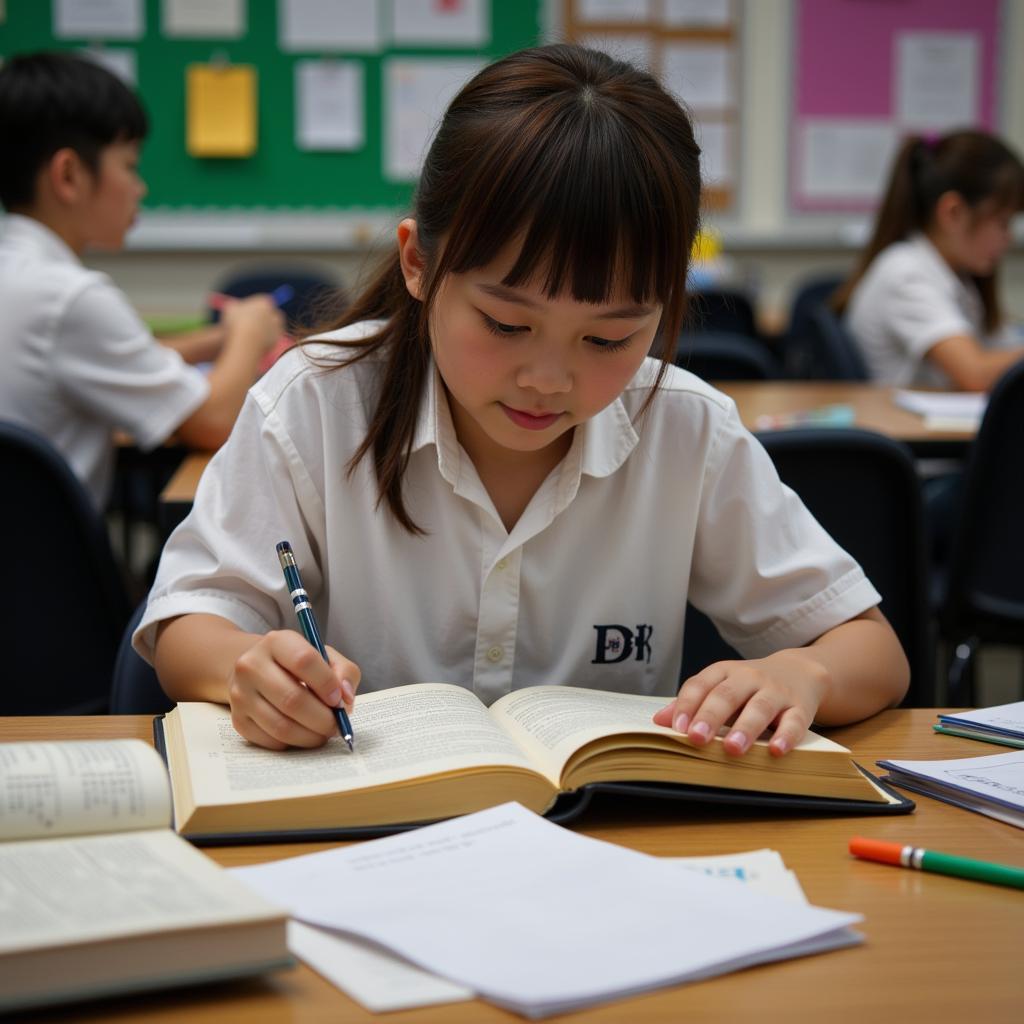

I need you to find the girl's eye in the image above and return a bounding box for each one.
[480,312,527,336]
[587,335,633,353]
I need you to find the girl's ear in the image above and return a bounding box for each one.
[397,218,427,301]
[933,189,969,233]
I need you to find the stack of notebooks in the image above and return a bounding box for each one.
[932,701,1024,749]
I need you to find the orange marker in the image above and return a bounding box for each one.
[849,836,1024,890]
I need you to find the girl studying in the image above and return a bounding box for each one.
[136,45,909,758]
[835,131,1024,391]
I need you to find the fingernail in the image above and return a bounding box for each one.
[772,736,790,756]
[340,678,355,705]
[672,713,689,733]
[726,730,748,754]
[689,721,711,742]
[325,686,342,707]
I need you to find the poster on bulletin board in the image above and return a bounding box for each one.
[790,0,1005,212]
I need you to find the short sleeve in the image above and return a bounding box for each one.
[53,278,209,450]
[885,269,976,359]
[133,390,326,662]
[686,404,881,658]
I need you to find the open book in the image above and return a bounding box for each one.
[0,739,290,1013]
[158,684,909,841]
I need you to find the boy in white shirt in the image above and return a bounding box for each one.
[0,52,283,508]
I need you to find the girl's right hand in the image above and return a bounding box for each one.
[227,630,360,750]
[220,293,286,355]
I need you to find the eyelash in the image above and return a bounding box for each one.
[478,312,633,353]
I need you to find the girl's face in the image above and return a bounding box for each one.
[400,223,662,475]
[935,195,1016,277]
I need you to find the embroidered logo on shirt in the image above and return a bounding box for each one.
[591,624,653,665]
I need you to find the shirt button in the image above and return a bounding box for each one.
[496,559,508,571]
[486,645,503,663]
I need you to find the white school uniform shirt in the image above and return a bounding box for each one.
[0,214,209,507]
[846,232,1007,388]
[135,323,880,705]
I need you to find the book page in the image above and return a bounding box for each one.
[0,829,282,955]
[0,740,171,842]
[172,685,538,810]
[489,686,849,782]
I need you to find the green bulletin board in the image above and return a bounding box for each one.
[0,2,542,212]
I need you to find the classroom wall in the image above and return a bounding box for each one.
[85,0,1024,328]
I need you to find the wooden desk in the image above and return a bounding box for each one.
[158,452,211,537]
[718,381,975,456]
[5,710,1020,1024]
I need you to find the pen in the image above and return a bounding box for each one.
[849,837,1024,891]
[754,404,856,431]
[276,540,354,751]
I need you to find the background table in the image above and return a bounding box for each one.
[5,709,1020,1024]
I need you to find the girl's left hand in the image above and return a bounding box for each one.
[652,649,831,757]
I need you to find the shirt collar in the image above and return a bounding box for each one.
[0,213,81,267]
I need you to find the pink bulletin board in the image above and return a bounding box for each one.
[790,0,1005,213]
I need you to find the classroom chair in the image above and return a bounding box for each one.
[209,264,345,333]
[110,601,174,714]
[681,428,931,705]
[686,288,759,340]
[791,305,870,381]
[935,360,1024,705]
[675,331,780,381]
[0,421,132,714]
[781,272,845,377]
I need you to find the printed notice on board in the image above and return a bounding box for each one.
[54,0,144,39]
[280,0,382,53]
[296,60,364,151]
[799,119,898,201]
[577,0,652,22]
[186,64,258,158]
[78,47,137,85]
[384,58,483,180]
[696,119,732,187]
[662,42,733,110]
[664,0,731,28]
[163,0,246,38]
[391,0,489,47]
[896,32,979,131]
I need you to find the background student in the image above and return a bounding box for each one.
[136,44,909,757]
[0,52,283,511]
[835,130,1024,391]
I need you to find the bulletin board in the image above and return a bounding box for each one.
[790,0,1005,213]
[0,1,542,213]
[562,0,741,213]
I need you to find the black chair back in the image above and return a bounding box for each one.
[0,422,132,713]
[675,331,779,381]
[683,428,930,705]
[939,361,1024,702]
[111,601,174,714]
[686,289,758,339]
[783,274,844,378]
[210,265,343,332]
[795,306,870,380]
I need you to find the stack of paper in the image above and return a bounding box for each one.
[878,749,1024,829]
[934,702,1024,749]
[892,389,986,431]
[234,802,860,1018]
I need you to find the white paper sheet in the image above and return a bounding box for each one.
[54,0,143,39]
[664,0,731,28]
[233,803,860,1018]
[662,42,733,109]
[577,0,652,23]
[893,389,985,431]
[295,60,364,151]
[896,32,979,131]
[696,119,732,186]
[577,33,655,69]
[383,57,483,180]
[163,0,245,38]
[390,0,488,46]
[279,846,807,1012]
[798,119,898,202]
[940,702,1024,738]
[280,0,381,53]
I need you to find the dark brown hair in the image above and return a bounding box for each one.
[312,44,702,533]
[834,130,1024,331]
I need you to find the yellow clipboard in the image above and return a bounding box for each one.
[186,63,257,158]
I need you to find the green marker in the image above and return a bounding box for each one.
[850,836,1024,891]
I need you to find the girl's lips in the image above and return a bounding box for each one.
[500,404,564,431]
